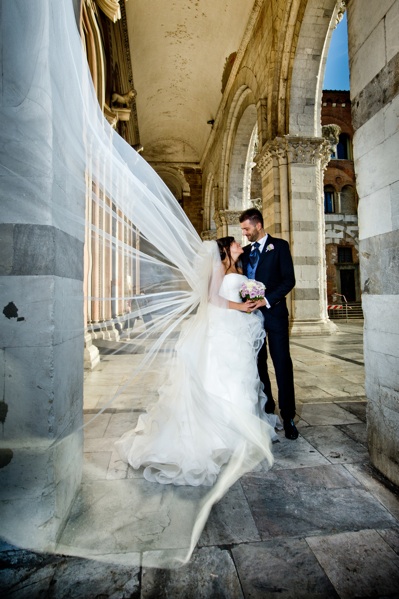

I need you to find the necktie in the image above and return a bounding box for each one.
[247,241,260,278]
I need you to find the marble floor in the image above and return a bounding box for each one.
[2,321,399,598]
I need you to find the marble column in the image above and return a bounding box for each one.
[256,136,337,335]
[348,0,399,485]
[0,3,84,549]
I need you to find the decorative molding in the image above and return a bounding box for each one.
[335,1,346,27]
[95,0,121,22]
[215,209,242,227]
[256,136,332,175]
[201,229,217,241]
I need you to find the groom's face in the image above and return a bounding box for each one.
[240,219,262,243]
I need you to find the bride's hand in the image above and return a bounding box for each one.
[242,301,257,312]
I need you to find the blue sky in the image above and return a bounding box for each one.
[323,12,350,90]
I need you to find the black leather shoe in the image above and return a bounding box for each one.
[284,419,299,440]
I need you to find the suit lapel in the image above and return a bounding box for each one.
[257,234,274,269]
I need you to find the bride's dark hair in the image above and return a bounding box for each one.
[216,236,235,266]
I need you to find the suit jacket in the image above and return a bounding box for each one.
[241,234,295,316]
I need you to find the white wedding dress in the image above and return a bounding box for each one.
[115,273,280,486]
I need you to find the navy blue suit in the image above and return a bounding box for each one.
[241,234,296,421]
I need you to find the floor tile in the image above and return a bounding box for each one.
[241,465,396,540]
[232,539,339,598]
[299,403,362,426]
[198,481,261,546]
[344,463,399,520]
[337,422,368,446]
[141,546,244,598]
[83,413,111,438]
[334,400,367,422]
[377,527,399,555]
[104,411,140,437]
[307,530,399,599]
[299,425,369,463]
[83,452,112,480]
[269,434,330,470]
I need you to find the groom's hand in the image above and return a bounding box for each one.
[253,298,267,309]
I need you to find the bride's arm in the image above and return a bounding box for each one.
[227,300,257,312]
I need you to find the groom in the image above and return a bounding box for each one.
[239,208,298,440]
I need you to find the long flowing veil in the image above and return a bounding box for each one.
[0,0,274,567]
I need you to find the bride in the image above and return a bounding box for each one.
[115,236,280,487]
[1,0,278,568]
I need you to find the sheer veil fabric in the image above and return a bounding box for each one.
[0,1,274,567]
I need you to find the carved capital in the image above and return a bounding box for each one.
[336,1,346,27]
[255,137,288,174]
[201,229,217,241]
[95,0,121,22]
[322,124,341,165]
[256,135,332,174]
[214,209,242,227]
[285,136,331,166]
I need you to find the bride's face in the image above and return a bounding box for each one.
[230,240,243,261]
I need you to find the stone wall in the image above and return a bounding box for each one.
[348,0,399,485]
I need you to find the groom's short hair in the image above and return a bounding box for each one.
[239,208,263,227]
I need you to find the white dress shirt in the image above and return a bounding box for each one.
[251,234,270,308]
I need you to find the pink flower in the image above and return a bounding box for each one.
[239,279,266,302]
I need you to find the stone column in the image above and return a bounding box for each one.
[0,3,84,549]
[256,136,336,335]
[348,0,399,485]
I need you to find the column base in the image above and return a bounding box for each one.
[290,319,338,336]
[84,333,100,370]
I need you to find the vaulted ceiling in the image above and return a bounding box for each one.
[124,0,255,165]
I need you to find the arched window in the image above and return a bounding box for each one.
[340,185,356,214]
[336,133,352,160]
[324,185,335,214]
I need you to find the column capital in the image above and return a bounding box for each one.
[201,229,217,241]
[214,209,242,227]
[256,135,332,175]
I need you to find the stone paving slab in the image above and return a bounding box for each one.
[267,434,330,470]
[142,546,244,598]
[240,465,397,540]
[337,422,368,446]
[335,400,367,421]
[299,402,363,426]
[298,425,370,463]
[198,481,261,547]
[231,538,339,598]
[0,548,140,599]
[344,463,399,520]
[307,530,399,599]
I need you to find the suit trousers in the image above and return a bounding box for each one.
[257,310,296,421]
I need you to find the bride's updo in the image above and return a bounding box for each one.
[216,236,235,263]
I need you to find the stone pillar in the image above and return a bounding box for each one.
[183,168,203,235]
[257,136,337,335]
[0,3,84,549]
[348,0,399,485]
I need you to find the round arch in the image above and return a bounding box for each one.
[289,0,343,136]
[152,166,190,202]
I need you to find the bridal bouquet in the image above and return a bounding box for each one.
[239,280,266,301]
